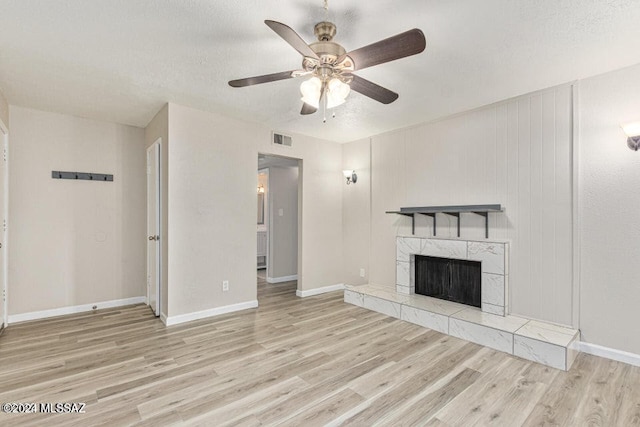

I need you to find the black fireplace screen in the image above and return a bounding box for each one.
[414,255,481,308]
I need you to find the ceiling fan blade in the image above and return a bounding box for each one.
[265,20,319,59]
[228,70,296,87]
[349,75,399,104]
[300,103,317,115]
[340,28,426,71]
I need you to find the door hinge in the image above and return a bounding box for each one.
[3,219,6,232]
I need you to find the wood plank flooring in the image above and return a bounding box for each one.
[0,278,639,426]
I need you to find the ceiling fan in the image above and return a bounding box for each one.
[228,19,426,118]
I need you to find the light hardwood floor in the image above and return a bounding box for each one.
[1,279,639,426]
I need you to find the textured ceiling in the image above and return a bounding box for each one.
[1,0,640,142]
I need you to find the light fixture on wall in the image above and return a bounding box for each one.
[622,121,640,151]
[257,184,265,193]
[343,170,357,185]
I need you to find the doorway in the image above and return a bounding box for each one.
[146,139,161,317]
[257,154,300,295]
[257,168,268,278]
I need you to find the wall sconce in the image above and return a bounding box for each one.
[257,184,265,193]
[622,121,640,151]
[343,170,357,185]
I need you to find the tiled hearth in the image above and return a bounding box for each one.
[344,284,580,371]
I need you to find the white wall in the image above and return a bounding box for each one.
[295,141,344,293]
[267,166,298,280]
[348,85,575,326]
[342,138,370,285]
[166,104,256,316]
[165,104,343,318]
[578,63,640,355]
[0,89,8,130]
[9,106,146,316]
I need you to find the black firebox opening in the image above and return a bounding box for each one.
[414,255,481,308]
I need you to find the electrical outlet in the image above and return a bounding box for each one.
[360,268,365,278]
[222,280,229,291]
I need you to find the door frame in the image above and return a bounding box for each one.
[146,139,161,316]
[257,153,301,293]
[0,123,8,328]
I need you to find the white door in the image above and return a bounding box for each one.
[0,129,7,328]
[146,140,161,316]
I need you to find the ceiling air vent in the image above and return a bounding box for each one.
[272,132,293,148]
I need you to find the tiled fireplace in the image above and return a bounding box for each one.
[344,235,580,371]
[396,236,509,316]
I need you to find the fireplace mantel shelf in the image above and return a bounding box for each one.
[385,204,504,238]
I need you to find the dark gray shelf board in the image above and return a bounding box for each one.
[385,204,503,238]
[397,204,502,214]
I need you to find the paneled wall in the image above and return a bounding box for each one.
[368,85,574,326]
[578,63,640,355]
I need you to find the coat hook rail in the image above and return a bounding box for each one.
[51,171,114,182]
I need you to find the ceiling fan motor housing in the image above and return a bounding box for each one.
[314,21,336,41]
[304,21,354,80]
[308,42,346,62]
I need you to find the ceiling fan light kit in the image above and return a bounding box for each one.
[228,10,426,120]
[300,76,322,108]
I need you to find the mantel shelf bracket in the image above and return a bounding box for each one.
[395,212,415,234]
[422,213,436,236]
[442,212,461,237]
[472,211,490,238]
[410,212,437,236]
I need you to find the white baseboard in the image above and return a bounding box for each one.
[296,284,345,298]
[160,312,168,325]
[164,300,258,326]
[8,296,147,324]
[578,341,640,367]
[267,274,298,284]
